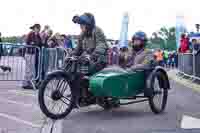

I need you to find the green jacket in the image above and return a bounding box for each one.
[73,26,109,57]
[163,51,168,59]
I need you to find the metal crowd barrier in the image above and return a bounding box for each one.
[0,43,70,82]
[194,52,200,78]
[40,47,70,80]
[177,52,200,80]
[0,43,41,81]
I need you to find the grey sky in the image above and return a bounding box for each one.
[0,0,199,39]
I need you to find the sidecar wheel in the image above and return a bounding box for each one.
[38,71,75,120]
[149,71,168,114]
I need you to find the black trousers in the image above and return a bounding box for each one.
[35,50,40,82]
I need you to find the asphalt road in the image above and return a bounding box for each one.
[0,81,42,133]
[0,61,199,133]
[61,80,200,133]
[0,80,199,133]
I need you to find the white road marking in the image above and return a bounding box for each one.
[0,88,63,132]
[0,97,32,107]
[40,119,63,133]
[181,115,200,129]
[0,112,41,128]
[0,89,36,97]
[7,90,37,97]
[52,120,63,133]
[0,97,39,110]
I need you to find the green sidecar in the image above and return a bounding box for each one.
[89,67,146,97]
[38,55,171,120]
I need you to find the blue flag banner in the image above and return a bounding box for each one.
[119,12,129,48]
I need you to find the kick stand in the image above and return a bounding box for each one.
[30,80,36,90]
[40,117,57,133]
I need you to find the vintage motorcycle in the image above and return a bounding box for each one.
[38,52,170,120]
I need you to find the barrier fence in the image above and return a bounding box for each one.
[3,43,199,83]
[178,52,200,80]
[0,43,69,82]
[0,43,41,81]
[40,47,70,80]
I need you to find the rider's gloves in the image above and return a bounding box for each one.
[91,52,99,62]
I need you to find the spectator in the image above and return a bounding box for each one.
[62,35,73,49]
[163,50,169,67]
[43,30,53,46]
[56,34,68,68]
[154,49,164,66]
[41,29,53,80]
[115,40,119,45]
[46,36,58,71]
[171,52,176,68]
[192,39,200,54]
[0,32,11,72]
[48,33,65,69]
[168,52,175,68]
[119,47,131,68]
[174,51,178,68]
[47,36,59,48]
[108,44,119,65]
[54,33,64,48]
[167,52,172,67]
[179,33,190,53]
[40,25,50,44]
[23,23,42,89]
[0,32,3,57]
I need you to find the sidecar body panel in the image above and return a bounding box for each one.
[89,68,146,97]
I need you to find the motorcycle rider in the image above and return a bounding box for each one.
[70,12,121,108]
[120,31,155,69]
[71,12,109,73]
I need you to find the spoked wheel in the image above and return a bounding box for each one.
[149,71,168,114]
[38,71,75,120]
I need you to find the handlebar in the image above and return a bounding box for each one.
[65,54,91,63]
[63,54,91,74]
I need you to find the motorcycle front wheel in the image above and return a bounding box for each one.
[38,71,75,120]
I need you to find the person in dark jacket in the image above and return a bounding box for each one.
[22,24,42,89]
[192,39,200,54]
[0,32,11,72]
[0,32,3,57]
[62,35,73,49]
[40,29,53,81]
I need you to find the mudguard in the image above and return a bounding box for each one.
[46,70,72,81]
[45,70,81,98]
[145,66,170,97]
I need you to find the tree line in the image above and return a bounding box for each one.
[146,26,176,51]
[1,26,177,51]
[1,36,22,44]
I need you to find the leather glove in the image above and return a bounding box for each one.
[91,53,99,62]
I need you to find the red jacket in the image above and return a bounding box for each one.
[180,37,189,53]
